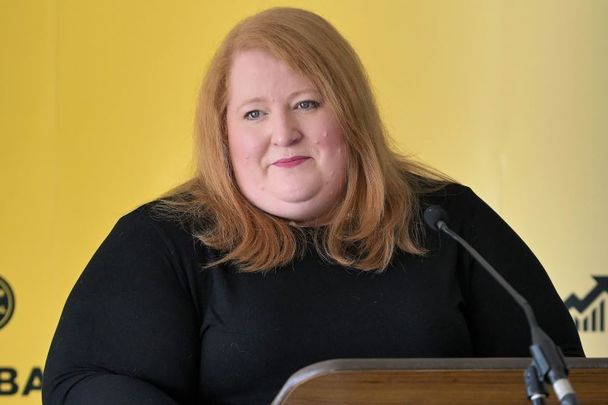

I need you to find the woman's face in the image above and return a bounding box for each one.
[226,49,347,222]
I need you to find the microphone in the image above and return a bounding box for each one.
[423,205,578,405]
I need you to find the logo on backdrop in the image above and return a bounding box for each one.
[0,275,15,330]
[564,276,607,333]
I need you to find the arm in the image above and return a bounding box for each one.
[43,207,201,404]
[453,188,584,357]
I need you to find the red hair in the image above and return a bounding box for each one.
[158,7,449,272]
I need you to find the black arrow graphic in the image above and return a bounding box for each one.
[564,276,608,312]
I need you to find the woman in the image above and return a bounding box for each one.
[43,7,583,405]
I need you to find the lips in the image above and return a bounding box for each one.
[272,156,311,168]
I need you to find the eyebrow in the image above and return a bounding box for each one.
[235,89,320,112]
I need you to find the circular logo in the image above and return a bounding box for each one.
[0,275,15,330]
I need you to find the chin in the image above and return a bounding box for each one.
[241,185,342,223]
[270,201,336,223]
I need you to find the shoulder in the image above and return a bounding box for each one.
[419,182,481,215]
[417,182,502,235]
[107,200,199,256]
[418,182,528,259]
[88,201,208,293]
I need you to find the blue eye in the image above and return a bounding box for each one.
[244,110,264,120]
[295,100,320,110]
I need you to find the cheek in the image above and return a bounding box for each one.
[312,121,347,162]
[308,111,345,147]
[324,128,348,186]
[324,130,346,151]
[316,134,347,190]
[228,127,267,168]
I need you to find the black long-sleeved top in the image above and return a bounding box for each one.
[42,185,584,404]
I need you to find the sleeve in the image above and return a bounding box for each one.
[42,208,201,404]
[454,188,584,357]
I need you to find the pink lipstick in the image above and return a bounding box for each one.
[273,156,310,168]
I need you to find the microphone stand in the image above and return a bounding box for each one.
[525,363,548,405]
[424,206,579,405]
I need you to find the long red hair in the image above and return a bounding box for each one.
[157,7,450,272]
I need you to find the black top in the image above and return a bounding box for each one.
[42,184,583,405]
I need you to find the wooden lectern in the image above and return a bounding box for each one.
[272,358,608,404]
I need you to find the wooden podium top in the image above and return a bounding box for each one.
[272,358,608,404]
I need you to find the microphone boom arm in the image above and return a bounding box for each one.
[424,207,579,405]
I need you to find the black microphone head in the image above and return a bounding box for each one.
[423,205,449,231]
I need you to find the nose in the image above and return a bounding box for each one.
[270,111,302,146]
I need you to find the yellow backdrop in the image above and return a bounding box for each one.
[1,1,607,403]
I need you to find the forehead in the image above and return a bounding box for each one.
[227,49,315,102]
